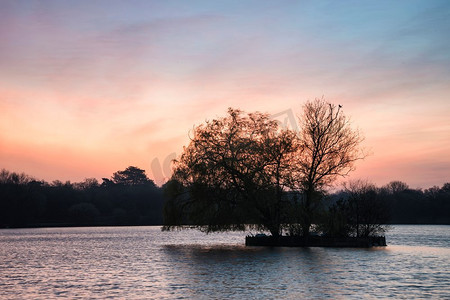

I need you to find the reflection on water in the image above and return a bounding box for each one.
[0,225,449,299]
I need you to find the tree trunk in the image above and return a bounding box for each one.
[301,218,311,237]
[270,227,280,238]
[301,189,313,236]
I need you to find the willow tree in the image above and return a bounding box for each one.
[163,108,298,236]
[295,98,365,236]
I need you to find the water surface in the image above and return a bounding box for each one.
[1,225,449,299]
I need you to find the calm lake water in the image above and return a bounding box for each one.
[0,225,449,299]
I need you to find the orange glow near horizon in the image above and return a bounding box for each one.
[1,1,449,189]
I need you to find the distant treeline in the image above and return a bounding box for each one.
[332,180,450,225]
[0,167,163,228]
[0,168,449,228]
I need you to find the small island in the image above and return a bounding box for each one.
[163,99,389,247]
[245,235,386,248]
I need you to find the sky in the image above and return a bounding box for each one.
[1,0,449,189]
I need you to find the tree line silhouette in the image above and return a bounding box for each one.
[0,168,448,229]
[0,167,163,228]
[1,100,449,231]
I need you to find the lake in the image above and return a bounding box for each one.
[0,225,449,299]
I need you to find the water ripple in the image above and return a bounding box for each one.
[0,225,449,299]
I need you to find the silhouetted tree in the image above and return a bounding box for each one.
[441,183,450,193]
[383,180,409,194]
[0,169,33,185]
[294,99,365,236]
[165,108,298,236]
[318,196,352,237]
[343,180,389,237]
[112,166,155,186]
[101,178,115,187]
[74,178,99,190]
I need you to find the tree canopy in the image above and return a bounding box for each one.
[112,166,155,186]
[165,108,298,236]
